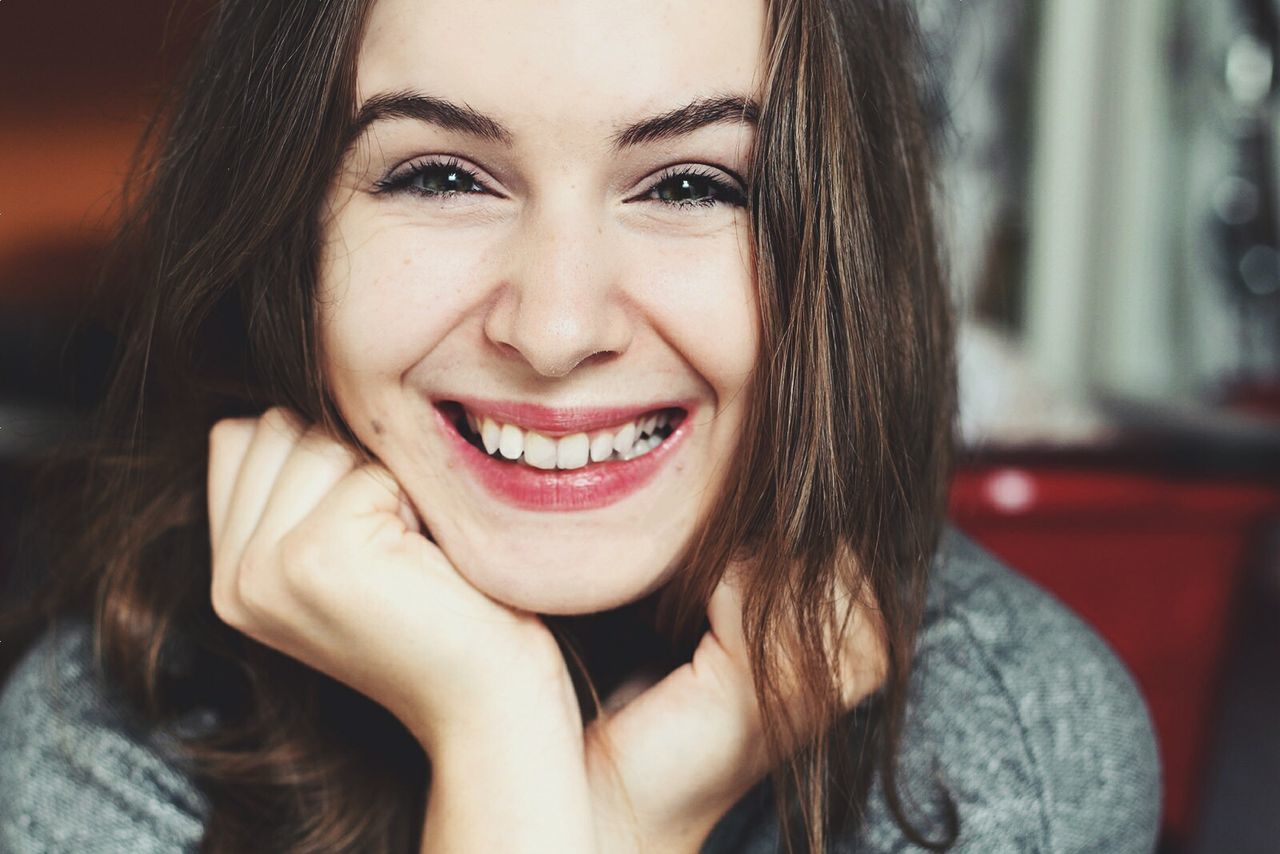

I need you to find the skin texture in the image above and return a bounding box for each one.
[318,0,765,615]
[207,1,889,849]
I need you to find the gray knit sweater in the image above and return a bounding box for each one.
[0,529,1161,852]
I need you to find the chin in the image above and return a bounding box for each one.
[437,532,675,616]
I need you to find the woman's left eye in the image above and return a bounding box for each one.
[642,168,747,209]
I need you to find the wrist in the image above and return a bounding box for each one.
[642,806,728,854]
[422,685,596,854]
[415,658,583,758]
[588,751,746,854]
[589,771,733,854]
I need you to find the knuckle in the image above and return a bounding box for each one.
[234,543,279,615]
[210,579,244,629]
[299,426,358,469]
[208,417,253,453]
[278,527,326,592]
[354,462,400,497]
[260,406,304,439]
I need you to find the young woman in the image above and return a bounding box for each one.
[0,0,1161,851]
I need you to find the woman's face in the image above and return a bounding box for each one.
[318,0,764,614]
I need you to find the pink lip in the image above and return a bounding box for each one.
[433,402,693,511]
[442,396,690,437]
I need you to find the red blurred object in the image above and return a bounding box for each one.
[950,463,1280,845]
[1223,379,1280,420]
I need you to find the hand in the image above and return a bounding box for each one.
[206,407,575,751]
[585,568,887,853]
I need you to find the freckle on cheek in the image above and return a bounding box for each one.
[372,419,385,435]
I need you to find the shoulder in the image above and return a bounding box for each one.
[861,527,1162,853]
[0,618,211,853]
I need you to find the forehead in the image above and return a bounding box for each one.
[356,0,767,139]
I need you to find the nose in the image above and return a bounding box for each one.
[483,203,632,378]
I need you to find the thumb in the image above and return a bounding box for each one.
[692,572,760,715]
[706,571,748,663]
[345,463,421,533]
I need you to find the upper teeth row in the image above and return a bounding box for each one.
[465,410,674,470]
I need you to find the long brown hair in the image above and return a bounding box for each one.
[1,0,957,851]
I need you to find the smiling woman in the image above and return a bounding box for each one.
[0,0,1159,852]
[319,0,764,614]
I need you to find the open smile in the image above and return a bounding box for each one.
[434,400,692,511]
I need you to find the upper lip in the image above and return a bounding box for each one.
[438,396,690,436]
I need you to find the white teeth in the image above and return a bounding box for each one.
[524,431,558,469]
[481,417,501,454]
[589,432,614,462]
[498,423,523,461]
[556,433,590,469]
[631,433,662,458]
[463,407,674,467]
[612,422,637,453]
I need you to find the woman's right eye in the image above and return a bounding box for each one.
[373,157,490,200]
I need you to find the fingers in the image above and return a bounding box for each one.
[207,418,255,545]
[208,407,418,580]
[206,407,409,624]
[707,564,887,718]
[306,462,422,545]
[249,426,358,545]
[215,408,306,566]
[833,578,889,707]
[693,577,760,716]
[706,573,747,662]
[336,463,410,519]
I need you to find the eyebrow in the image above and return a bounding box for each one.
[609,94,759,149]
[345,91,759,155]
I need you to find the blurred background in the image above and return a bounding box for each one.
[1,0,1277,851]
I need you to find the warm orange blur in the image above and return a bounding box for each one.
[0,1,205,311]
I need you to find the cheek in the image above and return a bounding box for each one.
[634,234,759,392]
[318,227,497,379]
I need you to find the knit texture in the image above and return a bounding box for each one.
[704,529,1163,852]
[0,529,1161,852]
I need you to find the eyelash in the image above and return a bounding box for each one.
[372,156,748,210]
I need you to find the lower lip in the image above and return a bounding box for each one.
[434,406,692,511]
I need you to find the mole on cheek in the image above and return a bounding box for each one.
[371,419,385,436]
